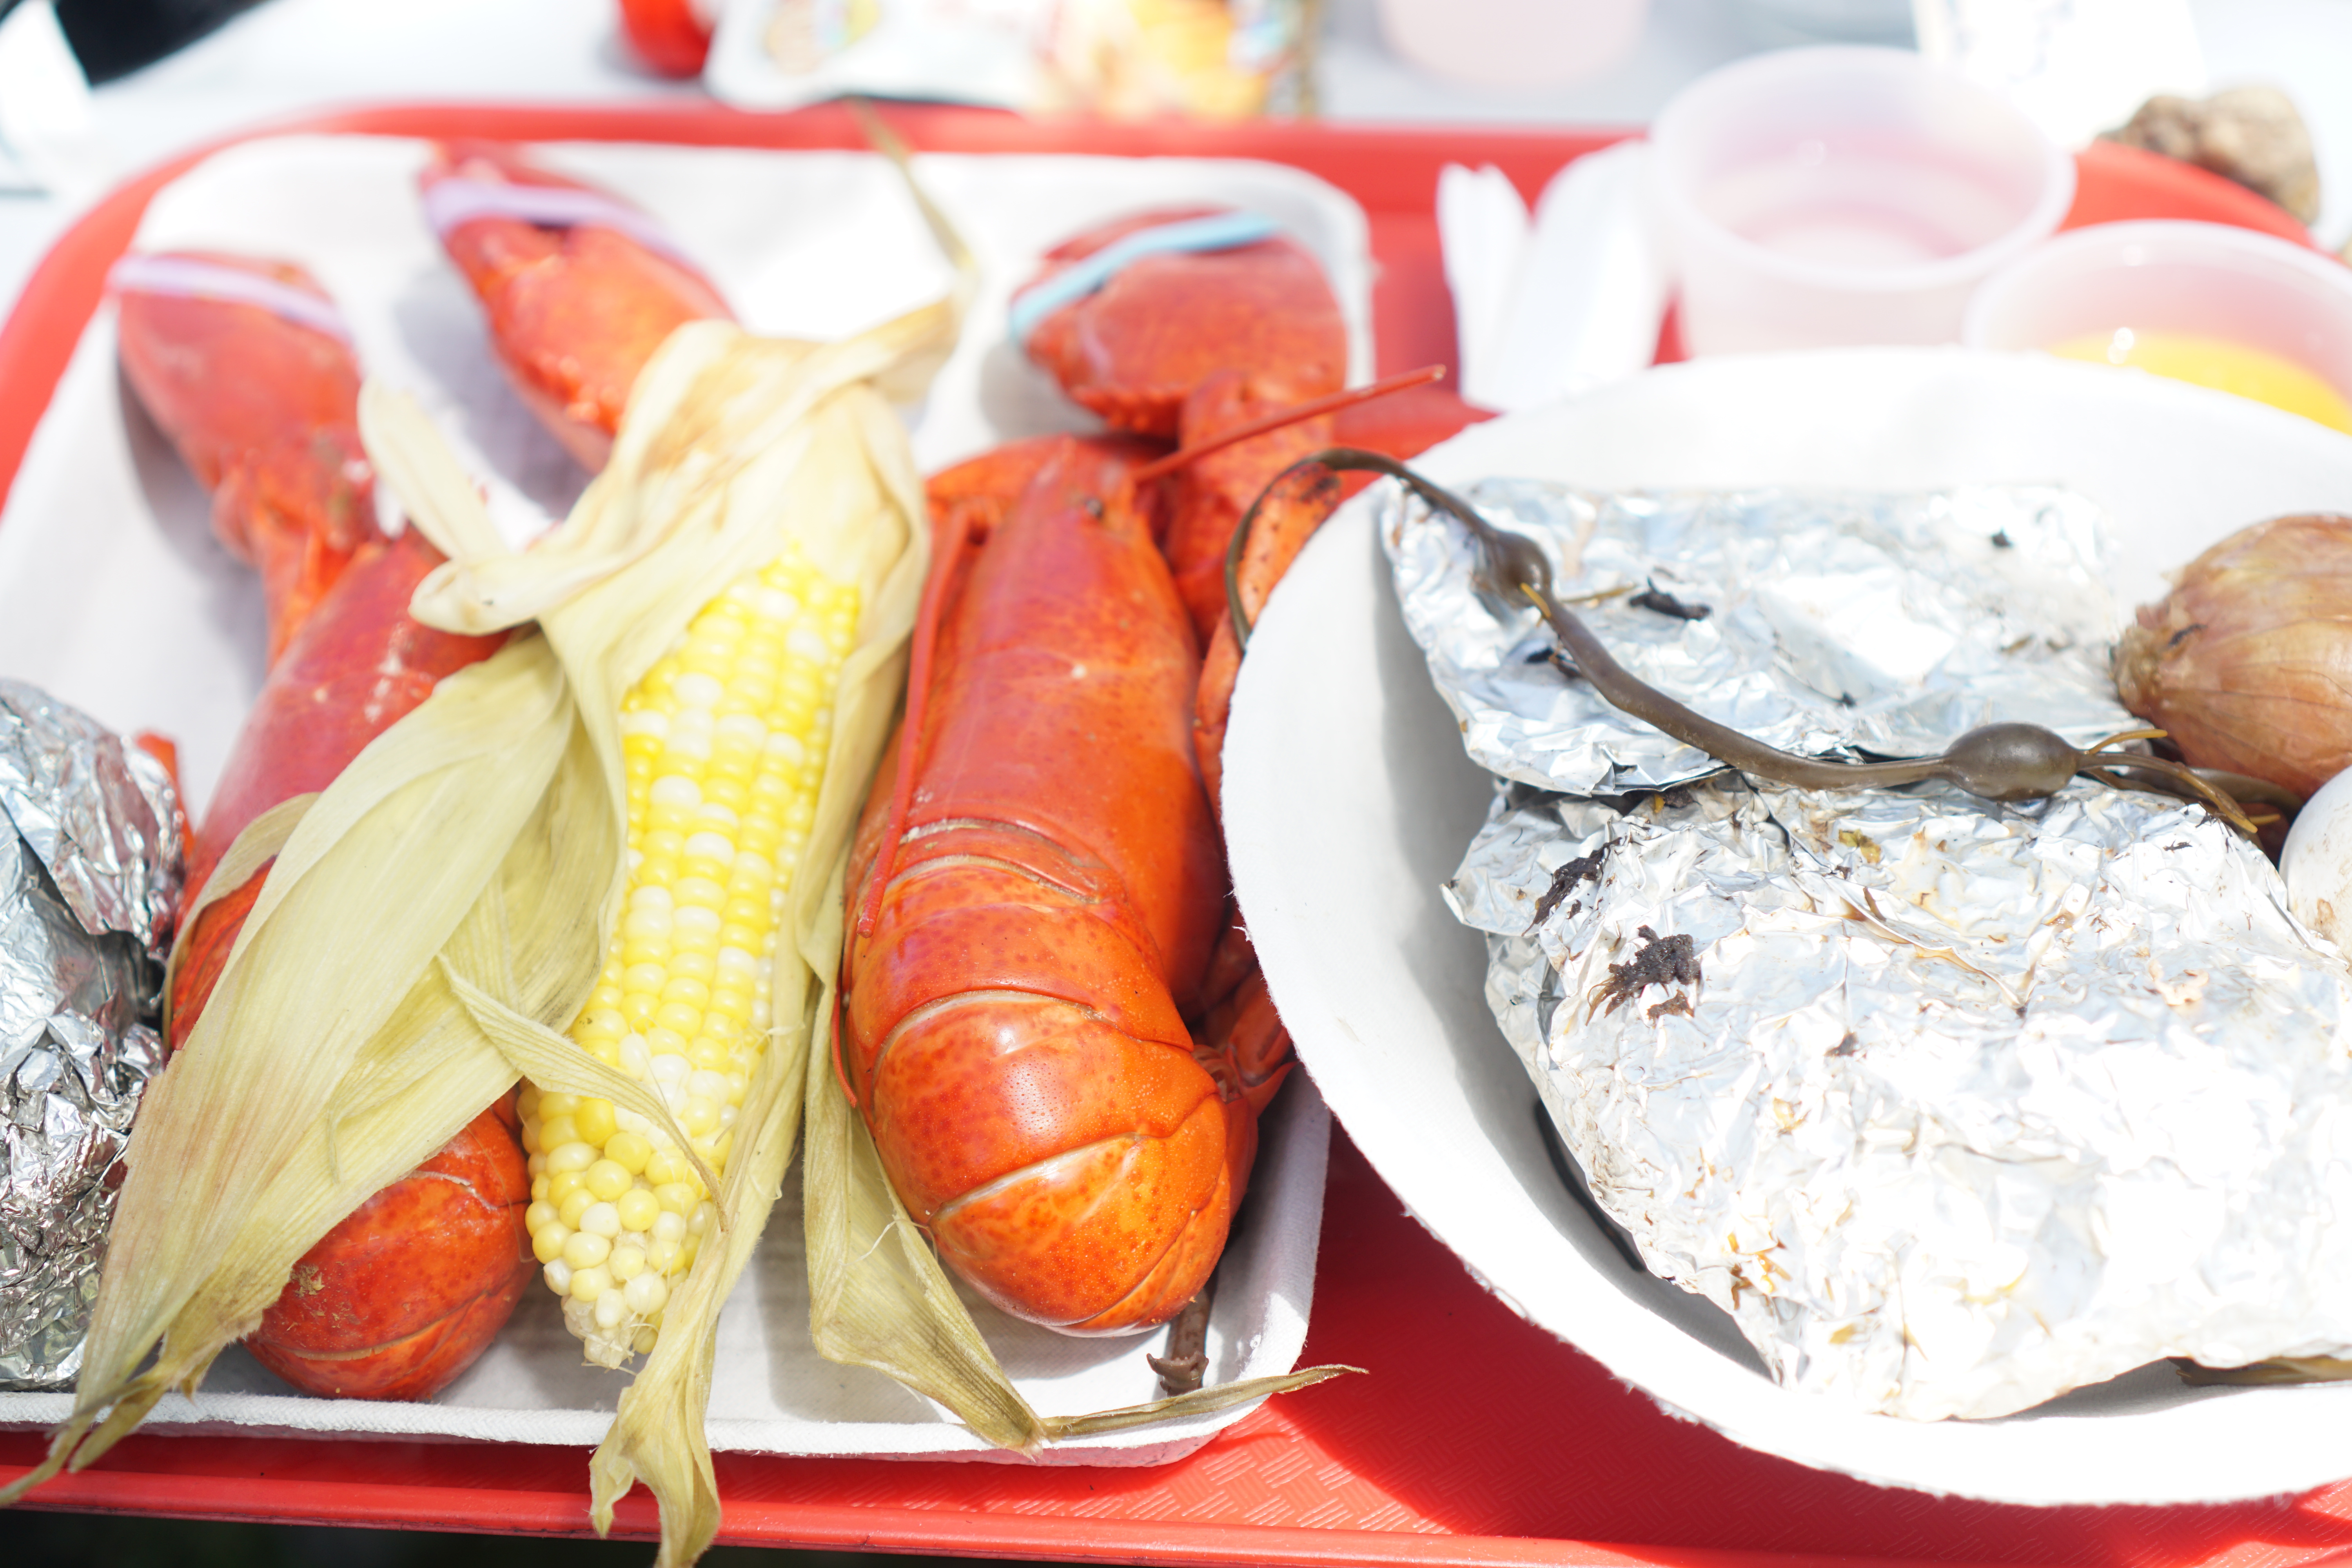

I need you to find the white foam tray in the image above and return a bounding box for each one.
[0,133,1363,1462]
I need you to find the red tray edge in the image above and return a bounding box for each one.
[5,1459,2001,1568]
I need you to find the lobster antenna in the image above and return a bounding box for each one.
[1127,364,1449,485]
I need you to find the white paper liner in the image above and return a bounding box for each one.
[0,133,1363,1462]
[0,1078,1328,1461]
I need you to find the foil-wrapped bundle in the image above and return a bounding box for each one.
[1385,481,2127,794]
[0,681,182,1389]
[1391,481,2352,1420]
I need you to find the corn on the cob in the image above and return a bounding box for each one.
[519,542,857,1364]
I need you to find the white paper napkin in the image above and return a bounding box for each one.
[1439,143,1667,416]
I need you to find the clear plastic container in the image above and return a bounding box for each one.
[1964,219,2352,432]
[1650,46,2074,356]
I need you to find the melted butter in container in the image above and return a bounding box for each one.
[0,681,181,1389]
[1392,481,2352,1420]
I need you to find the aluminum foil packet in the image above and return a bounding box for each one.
[1394,481,2352,1420]
[1383,480,2129,795]
[0,680,183,1389]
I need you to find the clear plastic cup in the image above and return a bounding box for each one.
[1964,220,2352,433]
[1650,46,2074,356]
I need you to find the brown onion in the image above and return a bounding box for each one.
[2114,514,2352,799]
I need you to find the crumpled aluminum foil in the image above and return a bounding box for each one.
[1383,481,2131,795]
[1399,483,2352,1421]
[0,681,182,1390]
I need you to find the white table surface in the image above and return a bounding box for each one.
[2,0,2350,345]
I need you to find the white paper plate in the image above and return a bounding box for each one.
[0,133,1361,1462]
[1224,346,2352,1505]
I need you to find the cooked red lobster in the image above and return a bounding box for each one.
[840,437,1289,1332]
[832,208,1491,1338]
[163,527,517,1399]
[118,252,525,1398]
[1017,207,1490,805]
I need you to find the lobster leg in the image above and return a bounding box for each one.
[1163,369,1336,651]
[1185,380,1495,811]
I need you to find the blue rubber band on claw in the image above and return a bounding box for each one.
[1006,210,1283,348]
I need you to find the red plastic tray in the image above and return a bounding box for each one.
[4,103,2345,1566]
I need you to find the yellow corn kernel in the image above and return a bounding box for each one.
[616,1187,661,1232]
[574,1098,617,1146]
[584,1159,632,1202]
[606,1130,653,1174]
[519,541,854,1368]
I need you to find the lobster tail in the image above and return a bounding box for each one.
[871,989,1238,1332]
